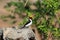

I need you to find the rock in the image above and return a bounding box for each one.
[3,27,36,40]
[0,28,3,40]
[0,29,3,35]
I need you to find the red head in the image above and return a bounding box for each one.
[29,17,32,19]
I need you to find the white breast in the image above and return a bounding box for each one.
[25,19,32,27]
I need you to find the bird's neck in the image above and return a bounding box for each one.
[29,19,32,22]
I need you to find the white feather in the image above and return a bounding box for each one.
[25,19,32,27]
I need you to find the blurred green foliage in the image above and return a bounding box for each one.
[7,14,15,19]
[4,0,60,40]
[9,20,16,24]
[4,1,25,13]
[0,15,7,22]
[18,18,28,27]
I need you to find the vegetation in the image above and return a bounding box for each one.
[7,14,15,19]
[0,14,16,22]
[0,15,7,22]
[9,20,16,24]
[4,0,60,40]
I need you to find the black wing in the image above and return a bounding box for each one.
[24,19,31,26]
[20,19,31,29]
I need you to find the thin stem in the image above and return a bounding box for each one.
[24,0,28,7]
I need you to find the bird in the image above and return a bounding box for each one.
[20,17,32,29]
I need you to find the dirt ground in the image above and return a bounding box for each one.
[0,0,23,28]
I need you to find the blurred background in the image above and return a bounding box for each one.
[0,0,60,40]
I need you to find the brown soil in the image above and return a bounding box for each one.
[0,0,22,28]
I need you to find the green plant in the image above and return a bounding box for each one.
[0,15,7,22]
[5,1,25,13]
[9,20,17,24]
[18,17,28,27]
[7,14,15,19]
[4,0,60,40]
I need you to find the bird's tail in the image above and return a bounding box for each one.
[19,25,25,29]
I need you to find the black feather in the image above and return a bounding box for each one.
[24,19,31,26]
[20,19,31,29]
